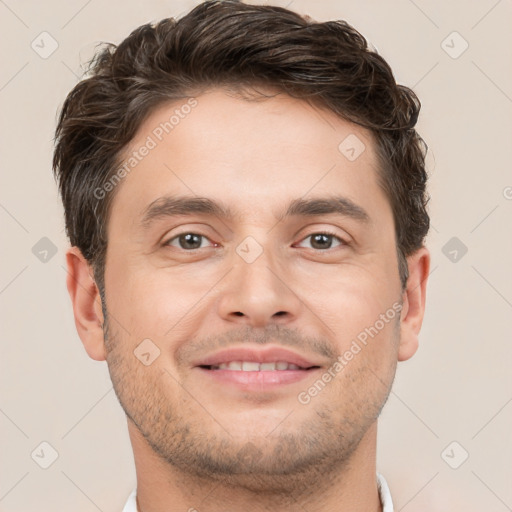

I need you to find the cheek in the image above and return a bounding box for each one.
[302,263,398,337]
[105,260,214,346]
[304,269,401,384]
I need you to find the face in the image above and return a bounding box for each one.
[100,88,405,487]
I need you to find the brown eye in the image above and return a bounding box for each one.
[165,233,211,250]
[296,232,345,250]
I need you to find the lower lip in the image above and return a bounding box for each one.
[195,367,319,390]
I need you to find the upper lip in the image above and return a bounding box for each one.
[193,346,323,369]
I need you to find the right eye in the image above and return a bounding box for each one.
[163,232,216,251]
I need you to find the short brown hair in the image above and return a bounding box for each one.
[53,0,429,294]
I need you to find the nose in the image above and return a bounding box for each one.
[217,246,303,328]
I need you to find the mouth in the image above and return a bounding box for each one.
[199,361,319,371]
[193,346,324,390]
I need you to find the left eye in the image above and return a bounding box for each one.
[164,233,213,250]
[296,232,345,250]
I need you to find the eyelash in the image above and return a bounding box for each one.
[163,231,348,251]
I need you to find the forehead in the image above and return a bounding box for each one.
[108,87,390,231]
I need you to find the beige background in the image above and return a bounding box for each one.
[1,0,511,510]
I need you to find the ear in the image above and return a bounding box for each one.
[65,247,106,361]
[398,246,431,362]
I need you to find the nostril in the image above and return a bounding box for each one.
[231,311,287,318]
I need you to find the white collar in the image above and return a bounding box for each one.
[377,472,394,511]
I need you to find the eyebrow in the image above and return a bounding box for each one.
[139,194,370,229]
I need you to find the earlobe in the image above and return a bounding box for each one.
[65,247,106,361]
[398,246,431,362]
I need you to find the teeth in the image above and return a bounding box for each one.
[211,361,303,371]
[242,361,260,371]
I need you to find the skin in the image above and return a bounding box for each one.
[66,87,430,512]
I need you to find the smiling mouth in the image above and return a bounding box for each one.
[199,361,320,371]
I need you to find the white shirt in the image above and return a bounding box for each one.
[122,472,394,511]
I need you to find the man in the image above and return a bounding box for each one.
[53,1,430,510]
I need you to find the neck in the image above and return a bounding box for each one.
[128,420,382,512]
